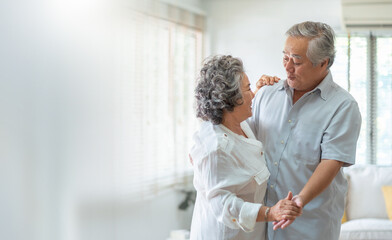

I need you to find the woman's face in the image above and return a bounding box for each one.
[235,73,255,121]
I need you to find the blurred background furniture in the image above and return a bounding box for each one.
[340,165,392,240]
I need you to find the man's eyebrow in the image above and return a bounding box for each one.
[282,51,302,59]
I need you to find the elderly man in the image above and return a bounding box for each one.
[248,21,362,239]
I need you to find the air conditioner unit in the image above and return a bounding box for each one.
[341,0,392,30]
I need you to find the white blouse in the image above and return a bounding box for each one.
[190,121,270,240]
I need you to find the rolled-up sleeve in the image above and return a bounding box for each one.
[196,149,262,232]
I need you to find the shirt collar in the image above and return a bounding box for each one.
[279,71,334,101]
[314,71,333,101]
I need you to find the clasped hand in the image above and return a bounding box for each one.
[272,193,304,230]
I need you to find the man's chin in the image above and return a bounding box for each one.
[287,79,296,88]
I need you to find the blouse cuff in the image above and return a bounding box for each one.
[238,202,262,232]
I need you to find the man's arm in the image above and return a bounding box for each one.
[273,159,343,229]
[297,159,343,206]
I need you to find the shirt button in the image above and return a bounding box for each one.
[288,119,292,123]
[281,140,284,144]
[274,161,278,166]
[270,184,274,188]
[224,134,227,137]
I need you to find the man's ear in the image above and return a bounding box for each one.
[320,59,329,68]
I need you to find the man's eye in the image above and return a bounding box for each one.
[294,62,301,65]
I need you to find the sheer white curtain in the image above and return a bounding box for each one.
[331,35,392,165]
[115,7,203,200]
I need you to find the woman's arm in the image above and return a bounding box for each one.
[198,149,301,232]
[196,149,261,231]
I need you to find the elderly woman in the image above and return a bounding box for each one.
[189,55,301,240]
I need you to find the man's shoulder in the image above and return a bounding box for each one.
[329,81,358,105]
[254,80,285,102]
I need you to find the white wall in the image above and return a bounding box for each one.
[0,0,343,240]
[0,0,195,240]
[202,0,343,86]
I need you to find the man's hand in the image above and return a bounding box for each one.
[273,195,303,230]
[269,191,302,222]
[254,75,280,94]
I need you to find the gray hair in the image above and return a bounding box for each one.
[286,21,336,69]
[195,55,244,125]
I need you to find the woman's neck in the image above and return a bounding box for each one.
[221,113,246,137]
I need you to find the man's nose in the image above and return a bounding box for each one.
[285,59,294,73]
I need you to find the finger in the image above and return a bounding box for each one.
[273,76,281,82]
[258,75,266,82]
[283,209,302,216]
[290,208,303,215]
[286,191,293,200]
[273,219,286,230]
[281,219,294,229]
[281,215,296,220]
[284,204,302,212]
[286,208,303,216]
[283,200,301,211]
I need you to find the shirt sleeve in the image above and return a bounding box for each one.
[195,148,262,232]
[321,99,362,166]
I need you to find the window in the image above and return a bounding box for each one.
[331,35,392,165]
[115,8,203,200]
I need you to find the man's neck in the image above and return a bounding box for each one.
[292,71,328,104]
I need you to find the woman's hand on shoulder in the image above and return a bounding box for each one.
[254,75,280,95]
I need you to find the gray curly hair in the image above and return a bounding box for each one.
[286,21,336,69]
[195,55,244,125]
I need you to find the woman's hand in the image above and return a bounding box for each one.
[254,75,280,94]
[273,194,304,230]
[269,192,302,222]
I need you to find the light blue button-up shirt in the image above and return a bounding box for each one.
[248,72,361,240]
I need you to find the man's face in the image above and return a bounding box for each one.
[283,36,327,92]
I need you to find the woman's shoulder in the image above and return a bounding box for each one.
[202,122,234,153]
[190,122,235,162]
